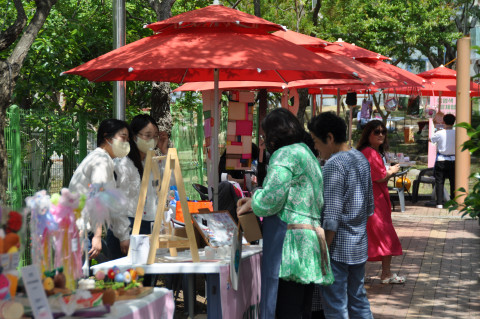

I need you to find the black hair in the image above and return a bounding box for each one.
[130,114,158,135]
[97,119,129,147]
[356,120,390,155]
[443,114,456,126]
[261,108,305,154]
[129,114,159,179]
[127,127,143,178]
[307,112,347,144]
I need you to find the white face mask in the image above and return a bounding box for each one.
[108,138,130,158]
[135,137,155,154]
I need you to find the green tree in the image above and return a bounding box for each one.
[0,0,58,203]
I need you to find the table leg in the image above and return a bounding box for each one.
[206,273,222,319]
[184,274,195,319]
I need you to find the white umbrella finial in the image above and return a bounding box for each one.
[128,67,134,72]
[213,0,221,5]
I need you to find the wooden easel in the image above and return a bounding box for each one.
[130,148,200,264]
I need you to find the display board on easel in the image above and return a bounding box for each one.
[130,148,200,264]
[191,209,247,247]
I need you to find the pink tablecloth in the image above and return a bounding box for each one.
[108,288,174,319]
[219,253,261,319]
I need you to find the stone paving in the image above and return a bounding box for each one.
[365,203,480,319]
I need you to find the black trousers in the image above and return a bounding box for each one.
[276,279,314,319]
[434,160,455,205]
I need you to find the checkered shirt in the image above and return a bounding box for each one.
[322,149,374,264]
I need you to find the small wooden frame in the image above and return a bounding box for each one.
[130,148,200,264]
[191,209,245,248]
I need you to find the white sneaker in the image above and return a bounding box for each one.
[436,205,443,209]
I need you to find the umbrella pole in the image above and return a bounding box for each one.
[312,94,317,116]
[213,68,220,210]
[336,88,341,116]
[348,105,353,147]
[437,91,442,112]
[320,90,323,114]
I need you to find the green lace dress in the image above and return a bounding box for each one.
[252,143,334,285]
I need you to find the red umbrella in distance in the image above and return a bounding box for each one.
[324,39,390,61]
[389,65,480,97]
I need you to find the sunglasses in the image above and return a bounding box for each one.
[373,129,387,136]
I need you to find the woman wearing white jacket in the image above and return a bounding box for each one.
[69,119,131,260]
[115,114,169,236]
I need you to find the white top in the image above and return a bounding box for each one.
[69,148,116,194]
[431,128,456,161]
[114,157,142,219]
[69,148,131,241]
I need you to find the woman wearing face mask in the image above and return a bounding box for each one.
[69,119,132,260]
[115,114,170,236]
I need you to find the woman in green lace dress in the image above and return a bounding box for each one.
[237,108,333,319]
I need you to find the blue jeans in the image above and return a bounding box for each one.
[320,259,373,319]
[260,215,287,319]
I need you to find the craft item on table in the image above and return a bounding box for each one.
[0,299,24,319]
[80,184,127,278]
[43,267,71,296]
[192,211,247,247]
[25,191,59,279]
[88,266,147,306]
[50,189,83,290]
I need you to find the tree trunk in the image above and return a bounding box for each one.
[254,0,261,17]
[297,88,309,127]
[147,0,176,133]
[0,0,58,202]
[151,81,173,136]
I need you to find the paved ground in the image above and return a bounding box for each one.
[365,201,480,319]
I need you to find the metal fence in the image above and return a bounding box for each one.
[5,105,90,209]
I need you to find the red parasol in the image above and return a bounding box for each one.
[388,65,480,97]
[323,39,390,61]
[64,4,364,211]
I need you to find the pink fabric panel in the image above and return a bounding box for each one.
[220,253,261,319]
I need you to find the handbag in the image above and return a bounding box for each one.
[385,97,398,112]
[345,92,357,106]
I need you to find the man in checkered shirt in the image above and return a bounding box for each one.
[308,112,374,319]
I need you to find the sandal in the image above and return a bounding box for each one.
[381,273,405,284]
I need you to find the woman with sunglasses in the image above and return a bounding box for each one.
[357,120,405,284]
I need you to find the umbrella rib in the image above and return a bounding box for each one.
[180,68,189,84]
[274,70,288,84]
[92,68,116,82]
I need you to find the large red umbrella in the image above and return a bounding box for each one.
[64,4,362,212]
[391,65,480,97]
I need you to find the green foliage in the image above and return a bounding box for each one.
[446,122,480,219]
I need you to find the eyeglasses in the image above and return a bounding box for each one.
[137,132,159,140]
[373,129,387,136]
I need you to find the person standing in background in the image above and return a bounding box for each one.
[429,114,456,209]
[308,112,374,319]
[357,120,405,284]
[69,119,131,260]
[237,108,333,319]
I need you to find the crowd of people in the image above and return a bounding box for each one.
[68,108,415,318]
[238,110,407,318]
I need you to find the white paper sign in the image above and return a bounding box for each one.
[21,265,53,319]
[229,226,242,291]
